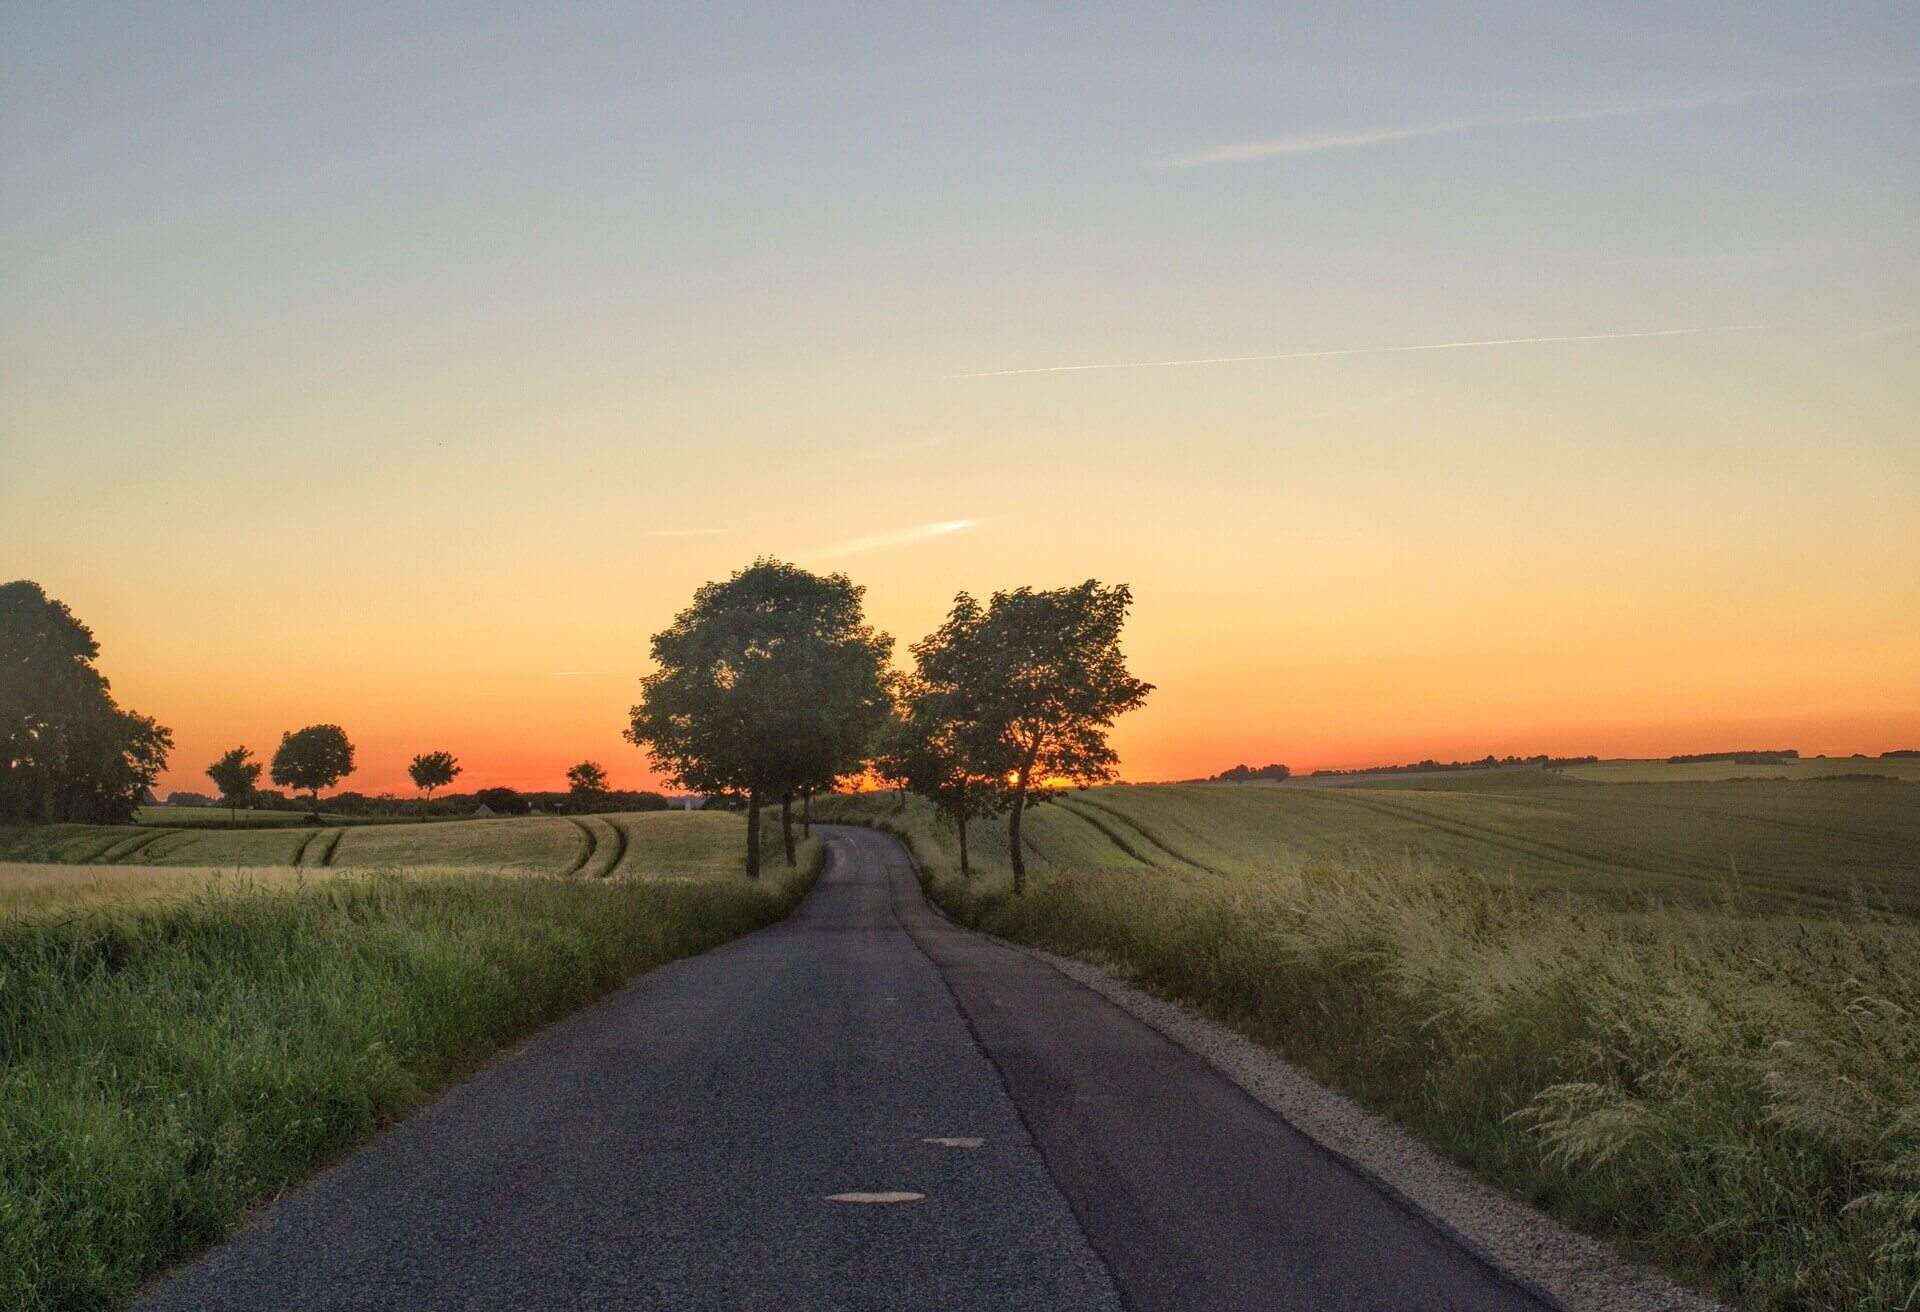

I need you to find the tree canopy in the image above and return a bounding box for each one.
[566,760,610,810]
[408,750,461,800]
[270,725,355,817]
[1,580,173,824]
[919,580,1151,891]
[626,559,894,876]
[205,746,262,821]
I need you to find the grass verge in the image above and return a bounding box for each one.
[1,856,819,1312]
[828,793,1920,1312]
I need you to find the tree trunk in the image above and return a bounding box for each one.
[780,792,796,867]
[802,788,812,837]
[1007,744,1040,894]
[958,811,970,877]
[309,789,320,822]
[745,790,762,877]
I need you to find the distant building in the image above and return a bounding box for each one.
[471,803,495,818]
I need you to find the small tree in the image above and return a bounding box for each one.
[921,581,1151,893]
[206,746,261,824]
[888,681,1004,877]
[270,724,355,820]
[408,750,461,815]
[566,760,610,811]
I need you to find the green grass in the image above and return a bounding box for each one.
[0,814,821,1312]
[822,781,1920,1310]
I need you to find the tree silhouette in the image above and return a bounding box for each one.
[921,581,1151,893]
[1,580,172,824]
[626,559,893,876]
[566,760,610,811]
[270,725,355,820]
[206,746,262,824]
[408,750,461,813]
[885,674,1005,877]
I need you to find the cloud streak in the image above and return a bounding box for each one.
[949,326,1758,380]
[648,528,726,537]
[814,519,982,559]
[1162,75,1920,166]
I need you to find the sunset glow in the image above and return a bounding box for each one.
[4,7,1915,797]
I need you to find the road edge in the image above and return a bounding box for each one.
[875,826,1726,1312]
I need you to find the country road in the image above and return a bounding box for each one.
[137,825,1552,1311]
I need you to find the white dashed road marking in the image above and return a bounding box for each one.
[923,1137,985,1148]
[826,1192,925,1204]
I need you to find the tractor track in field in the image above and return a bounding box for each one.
[1306,788,1731,884]
[1059,795,1222,874]
[290,830,327,867]
[310,829,346,867]
[593,816,629,877]
[562,819,599,875]
[1050,797,1162,868]
[104,828,180,864]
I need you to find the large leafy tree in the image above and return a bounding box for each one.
[408,750,461,811]
[566,760,610,811]
[270,725,355,820]
[626,559,893,876]
[923,580,1151,893]
[205,746,262,824]
[0,580,173,824]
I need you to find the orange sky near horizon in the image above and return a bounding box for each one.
[5,9,1917,798]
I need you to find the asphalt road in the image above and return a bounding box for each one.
[138,825,1552,1311]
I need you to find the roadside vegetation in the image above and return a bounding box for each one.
[0,820,821,1312]
[825,780,1920,1311]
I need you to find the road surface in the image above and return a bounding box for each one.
[138,824,1552,1311]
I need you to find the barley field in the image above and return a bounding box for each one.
[821,775,1920,1310]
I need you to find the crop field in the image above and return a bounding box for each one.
[132,805,428,829]
[0,811,777,886]
[829,771,1920,914]
[1,810,818,1312]
[1558,757,1920,784]
[821,776,1920,1310]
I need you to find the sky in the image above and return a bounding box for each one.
[3,3,1917,796]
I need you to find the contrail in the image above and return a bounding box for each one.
[814,519,982,559]
[947,326,1760,380]
[1161,74,1920,166]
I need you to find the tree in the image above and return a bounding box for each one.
[473,786,528,815]
[886,677,1005,877]
[408,750,461,813]
[921,581,1151,893]
[1,580,173,824]
[566,760,610,811]
[270,724,355,820]
[626,559,894,877]
[206,746,261,823]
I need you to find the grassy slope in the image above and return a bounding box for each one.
[2,813,821,1312]
[820,782,1920,1311]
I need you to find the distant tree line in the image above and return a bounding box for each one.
[1883,749,1920,759]
[1209,763,1291,783]
[1310,753,1598,778]
[1666,750,1799,765]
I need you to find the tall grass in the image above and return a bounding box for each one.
[0,864,816,1312]
[895,819,1920,1311]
